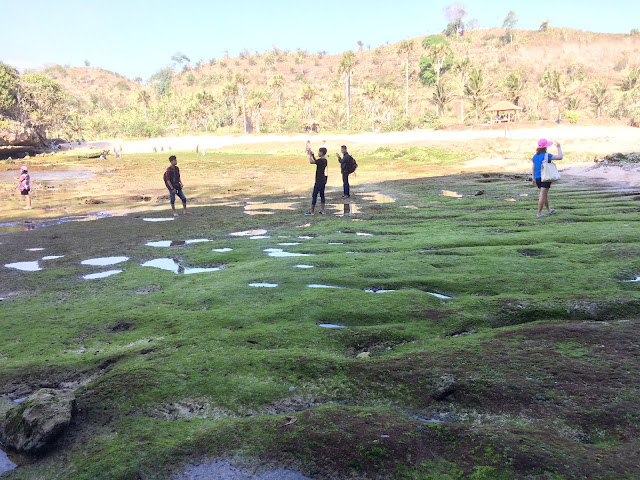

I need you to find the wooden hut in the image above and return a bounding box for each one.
[486,101,522,123]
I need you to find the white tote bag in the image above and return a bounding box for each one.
[541,154,560,182]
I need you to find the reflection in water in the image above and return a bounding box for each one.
[440,190,463,198]
[0,447,16,475]
[212,248,233,252]
[360,192,395,204]
[25,248,45,252]
[248,283,279,288]
[307,284,343,289]
[264,248,311,258]
[141,258,222,274]
[81,256,129,266]
[230,229,268,237]
[365,289,396,293]
[5,261,41,272]
[293,265,314,269]
[142,218,175,222]
[278,242,301,246]
[425,291,452,299]
[41,255,64,260]
[317,323,345,328]
[82,270,122,280]
[330,203,360,216]
[244,202,298,215]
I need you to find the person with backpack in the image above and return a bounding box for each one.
[306,147,328,215]
[164,155,190,216]
[337,145,356,198]
[531,139,563,218]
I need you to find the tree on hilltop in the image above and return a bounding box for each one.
[539,20,549,32]
[444,3,467,37]
[0,62,19,118]
[84,59,91,67]
[421,36,451,88]
[503,11,518,49]
[150,67,173,97]
[171,52,191,71]
[397,40,414,120]
[338,51,357,129]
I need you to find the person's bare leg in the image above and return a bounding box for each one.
[543,190,551,212]
[320,203,325,214]
[171,203,178,217]
[25,194,32,209]
[537,190,545,216]
[182,202,191,215]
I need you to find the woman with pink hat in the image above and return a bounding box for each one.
[16,165,32,209]
[532,139,562,218]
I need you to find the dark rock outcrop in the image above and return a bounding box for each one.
[0,119,46,147]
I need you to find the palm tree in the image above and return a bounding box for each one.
[504,71,526,106]
[234,73,249,134]
[362,82,379,131]
[222,82,238,128]
[465,67,487,121]
[338,51,357,129]
[427,42,450,86]
[299,85,316,119]
[620,66,640,91]
[380,89,400,124]
[540,70,565,118]
[589,81,609,118]
[268,74,285,117]
[137,90,151,122]
[453,56,470,122]
[195,90,216,131]
[431,83,452,118]
[397,40,414,119]
[249,89,270,133]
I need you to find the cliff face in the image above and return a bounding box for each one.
[0,119,46,147]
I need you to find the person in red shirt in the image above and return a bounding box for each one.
[164,156,190,216]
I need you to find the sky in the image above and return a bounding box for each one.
[2,0,639,80]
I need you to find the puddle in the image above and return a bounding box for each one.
[365,288,396,293]
[0,170,95,182]
[244,202,298,215]
[230,229,268,237]
[82,270,122,280]
[0,448,17,475]
[330,203,361,216]
[175,459,314,480]
[328,242,344,245]
[417,417,444,424]
[141,258,222,274]
[425,291,452,299]
[356,232,373,236]
[41,255,64,260]
[81,256,129,266]
[25,247,45,252]
[185,239,211,244]
[143,218,175,222]
[505,198,516,202]
[293,265,314,269]
[402,205,419,209]
[297,236,314,240]
[620,276,640,282]
[13,398,26,403]
[264,248,311,258]
[440,190,463,198]
[361,192,395,203]
[250,235,271,239]
[278,242,301,246]
[5,261,41,272]
[212,248,233,253]
[146,240,184,247]
[248,283,279,288]
[519,194,529,197]
[307,284,343,289]
[317,323,345,328]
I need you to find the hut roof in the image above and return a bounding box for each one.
[486,101,522,112]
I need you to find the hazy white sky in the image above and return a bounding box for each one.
[2,0,638,79]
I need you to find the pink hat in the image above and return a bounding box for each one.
[20,165,28,171]
[537,138,553,148]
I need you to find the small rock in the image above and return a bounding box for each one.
[0,388,75,454]
[356,352,371,359]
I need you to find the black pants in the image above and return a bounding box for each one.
[342,172,350,196]
[312,179,327,206]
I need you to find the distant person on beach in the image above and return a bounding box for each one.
[532,139,563,218]
[306,147,327,215]
[305,140,311,155]
[16,165,32,209]
[337,145,354,199]
[164,155,190,217]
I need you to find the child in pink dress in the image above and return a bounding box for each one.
[16,166,32,209]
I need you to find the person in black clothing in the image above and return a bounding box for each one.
[337,145,353,198]
[306,147,328,215]
[164,155,190,216]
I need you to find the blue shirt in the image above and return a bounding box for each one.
[532,152,550,179]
